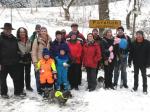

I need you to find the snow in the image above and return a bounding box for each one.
[1,66,150,112]
[1,0,150,111]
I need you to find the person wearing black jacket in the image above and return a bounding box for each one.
[113,26,131,89]
[0,23,24,98]
[101,29,115,89]
[128,31,150,94]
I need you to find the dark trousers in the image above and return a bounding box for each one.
[104,62,114,88]
[78,64,82,85]
[19,63,31,91]
[68,63,81,88]
[86,67,97,89]
[0,71,1,94]
[96,61,100,77]
[0,64,21,95]
[134,66,147,91]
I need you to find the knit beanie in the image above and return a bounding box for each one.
[42,48,50,56]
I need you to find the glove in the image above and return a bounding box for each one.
[53,74,57,80]
[63,62,69,67]
[33,62,38,71]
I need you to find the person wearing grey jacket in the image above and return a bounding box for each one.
[17,27,33,92]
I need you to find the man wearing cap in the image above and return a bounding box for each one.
[66,23,85,85]
[66,23,86,44]
[113,26,131,89]
[128,31,150,94]
[0,23,23,98]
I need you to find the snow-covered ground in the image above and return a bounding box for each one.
[1,66,150,112]
[0,0,150,112]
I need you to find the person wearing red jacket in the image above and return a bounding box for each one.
[83,33,101,92]
[66,23,86,85]
[66,23,86,45]
[67,32,82,90]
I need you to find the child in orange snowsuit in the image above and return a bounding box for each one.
[36,48,57,90]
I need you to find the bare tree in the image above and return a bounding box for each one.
[126,0,143,31]
[60,0,75,20]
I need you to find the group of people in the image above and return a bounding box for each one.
[0,22,150,99]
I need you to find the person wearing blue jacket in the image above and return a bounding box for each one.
[55,45,70,91]
[51,31,69,58]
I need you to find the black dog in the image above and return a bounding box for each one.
[42,88,72,106]
[97,76,105,88]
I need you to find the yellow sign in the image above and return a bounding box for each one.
[89,20,121,29]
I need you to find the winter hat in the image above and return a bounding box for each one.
[55,30,62,36]
[42,48,50,56]
[59,44,69,52]
[136,30,144,37]
[103,28,112,37]
[117,26,124,32]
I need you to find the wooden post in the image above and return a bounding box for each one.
[98,0,109,37]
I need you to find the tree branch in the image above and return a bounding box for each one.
[68,0,75,8]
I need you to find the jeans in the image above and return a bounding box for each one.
[114,58,127,86]
[35,70,40,92]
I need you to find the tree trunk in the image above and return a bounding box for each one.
[126,10,132,30]
[64,8,70,21]
[98,0,109,37]
[60,0,75,21]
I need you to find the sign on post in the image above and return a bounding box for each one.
[89,20,121,29]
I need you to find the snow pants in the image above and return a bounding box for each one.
[56,66,69,90]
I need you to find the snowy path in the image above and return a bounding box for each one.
[0,66,150,112]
